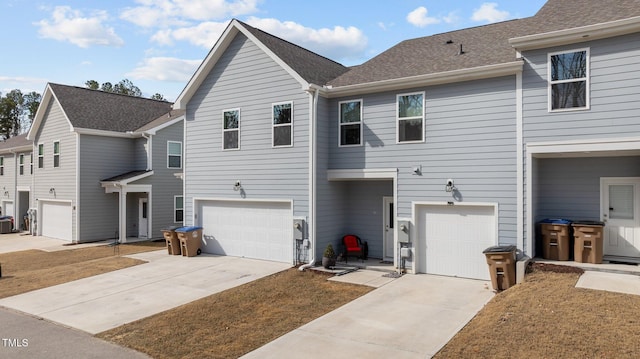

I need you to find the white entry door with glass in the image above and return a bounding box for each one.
[601,177,640,259]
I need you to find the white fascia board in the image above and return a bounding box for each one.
[27,84,53,141]
[325,61,523,98]
[140,115,185,135]
[527,136,640,154]
[74,128,139,138]
[327,168,398,181]
[510,16,640,51]
[100,171,154,188]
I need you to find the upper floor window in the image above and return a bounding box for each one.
[167,141,182,169]
[53,141,60,168]
[339,100,363,147]
[549,48,589,111]
[0,156,3,176]
[174,195,184,223]
[397,92,425,143]
[223,109,240,150]
[272,102,293,147]
[19,154,24,175]
[38,143,44,168]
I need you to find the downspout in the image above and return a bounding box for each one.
[299,85,320,271]
[141,133,152,171]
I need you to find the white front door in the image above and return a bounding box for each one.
[601,178,640,258]
[138,198,148,238]
[383,196,394,261]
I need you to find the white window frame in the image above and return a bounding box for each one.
[53,141,60,168]
[19,154,24,175]
[272,101,293,148]
[338,99,363,147]
[222,108,240,151]
[167,141,182,169]
[174,195,184,223]
[548,48,590,112]
[396,91,425,143]
[0,156,3,176]
[38,143,44,169]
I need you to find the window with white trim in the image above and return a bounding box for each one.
[339,100,363,147]
[223,109,240,150]
[397,92,425,143]
[167,141,182,169]
[38,144,44,168]
[549,48,589,111]
[0,156,3,176]
[272,102,293,147]
[174,196,183,223]
[53,141,60,168]
[19,154,24,175]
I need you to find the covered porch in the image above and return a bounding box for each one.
[527,138,640,263]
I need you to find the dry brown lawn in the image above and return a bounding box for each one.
[435,263,640,358]
[97,269,373,359]
[0,241,165,298]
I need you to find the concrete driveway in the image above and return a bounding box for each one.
[0,250,291,334]
[242,273,494,359]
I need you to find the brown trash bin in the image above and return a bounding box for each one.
[162,227,181,255]
[483,245,517,291]
[540,219,572,261]
[175,226,203,257]
[572,221,604,264]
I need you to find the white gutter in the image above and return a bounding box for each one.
[299,85,320,271]
[509,16,640,51]
[324,61,523,98]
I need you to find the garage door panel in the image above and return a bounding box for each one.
[41,201,72,241]
[419,205,495,280]
[198,200,292,263]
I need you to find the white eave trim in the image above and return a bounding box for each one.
[324,61,523,98]
[74,128,140,138]
[510,16,640,51]
[327,168,398,181]
[0,145,32,154]
[138,114,185,135]
[100,170,154,188]
[527,136,640,154]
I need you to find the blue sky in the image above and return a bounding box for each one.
[1,0,547,101]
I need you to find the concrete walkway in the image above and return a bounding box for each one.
[0,250,291,334]
[242,273,494,359]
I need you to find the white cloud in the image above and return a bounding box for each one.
[153,21,230,48]
[471,2,510,23]
[126,57,202,82]
[245,17,367,61]
[35,6,124,48]
[407,7,441,27]
[120,0,259,27]
[0,76,49,94]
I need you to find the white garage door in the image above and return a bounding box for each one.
[41,201,72,241]
[198,200,293,263]
[417,204,496,280]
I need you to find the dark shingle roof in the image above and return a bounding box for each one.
[136,109,185,132]
[237,20,350,85]
[101,170,151,182]
[49,83,173,132]
[329,0,640,88]
[0,133,31,153]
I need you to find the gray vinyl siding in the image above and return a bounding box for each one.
[0,153,16,222]
[148,122,184,238]
[315,96,347,259]
[533,157,640,223]
[184,33,309,226]
[522,32,640,143]
[133,138,148,170]
[15,151,32,187]
[33,99,78,240]
[78,134,136,241]
[328,76,518,245]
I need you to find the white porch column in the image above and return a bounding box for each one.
[119,188,127,243]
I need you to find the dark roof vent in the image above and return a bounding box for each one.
[458,44,465,55]
[445,39,454,44]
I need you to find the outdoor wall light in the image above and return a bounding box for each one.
[233,181,242,191]
[49,187,56,195]
[3,191,8,197]
[445,179,456,193]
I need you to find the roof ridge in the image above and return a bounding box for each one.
[48,82,172,105]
